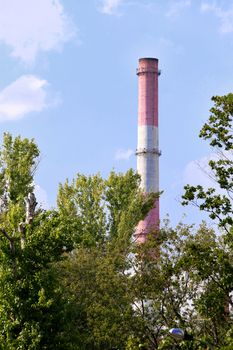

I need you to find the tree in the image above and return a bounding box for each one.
[58,245,135,350]
[182,93,233,234]
[0,133,73,349]
[58,215,212,350]
[57,169,158,247]
[56,169,162,349]
[181,94,233,349]
[0,134,159,349]
[56,163,232,349]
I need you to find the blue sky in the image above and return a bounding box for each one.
[0,0,232,226]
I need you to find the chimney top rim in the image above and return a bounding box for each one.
[139,57,158,61]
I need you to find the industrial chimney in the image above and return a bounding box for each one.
[135,58,160,243]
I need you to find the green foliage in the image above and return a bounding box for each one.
[104,169,141,240]
[2,105,233,350]
[181,93,233,349]
[55,93,233,349]
[55,109,233,349]
[199,94,233,150]
[0,134,73,349]
[0,132,39,202]
[55,169,160,349]
[57,169,158,247]
[57,173,106,246]
[58,221,216,349]
[182,93,233,233]
[182,184,233,229]
[58,245,135,350]
[0,134,159,350]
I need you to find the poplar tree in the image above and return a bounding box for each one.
[0,133,72,350]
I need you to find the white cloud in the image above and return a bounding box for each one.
[99,0,160,15]
[201,2,233,33]
[184,154,217,188]
[166,0,192,18]
[159,37,185,55]
[115,148,134,160]
[0,75,59,122]
[99,0,123,15]
[0,0,76,64]
[35,185,49,209]
[183,152,232,194]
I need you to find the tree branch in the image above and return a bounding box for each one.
[0,228,15,254]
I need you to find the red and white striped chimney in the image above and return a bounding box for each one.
[135,57,160,243]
